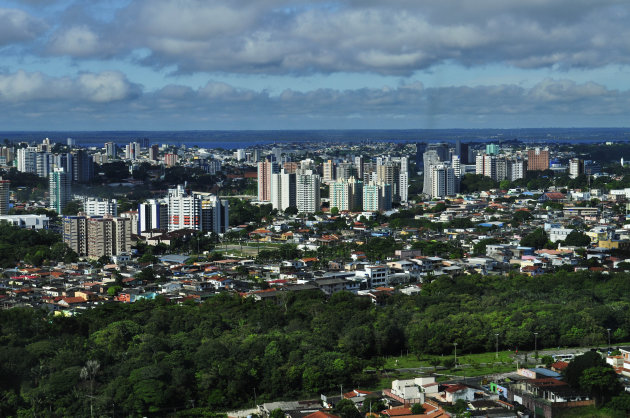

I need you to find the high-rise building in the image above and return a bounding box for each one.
[49,167,71,214]
[451,155,461,193]
[138,199,168,232]
[527,148,550,171]
[63,216,88,256]
[105,142,117,158]
[0,177,9,215]
[323,160,336,183]
[251,149,261,163]
[199,194,230,234]
[257,160,278,202]
[476,154,497,180]
[72,149,94,183]
[456,140,471,164]
[67,138,75,148]
[336,162,354,182]
[35,152,53,178]
[430,164,456,198]
[271,169,297,212]
[296,169,320,214]
[363,182,392,212]
[164,153,178,167]
[82,197,118,216]
[377,162,399,203]
[486,144,499,155]
[426,143,450,162]
[330,177,363,212]
[125,142,141,160]
[422,150,441,195]
[148,144,159,161]
[87,216,132,259]
[168,185,201,231]
[569,158,584,179]
[17,147,37,174]
[354,156,364,179]
[234,149,246,161]
[399,156,409,204]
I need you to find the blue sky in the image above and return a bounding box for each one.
[1,0,629,130]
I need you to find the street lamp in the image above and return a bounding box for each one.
[534,332,539,359]
[495,333,499,360]
[454,342,458,365]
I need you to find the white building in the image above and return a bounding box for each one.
[271,169,296,212]
[0,214,49,229]
[430,164,455,198]
[296,169,321,213]
[330,177,362,212]
[549,228,574,243]
[82,197,118,216]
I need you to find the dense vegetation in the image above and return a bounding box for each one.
[0,222,76,267]
[2,271,630,416]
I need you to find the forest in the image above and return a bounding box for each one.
[2,270,630,416]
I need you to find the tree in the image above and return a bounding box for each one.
[579,366,622,406]
[330,207,339,215]
[269,408,284,418]
[411,403,426,414]
[520,228,548,249]
[564,351,607,388]
[563,230,591,247]
[62,200,82,216]
[284,206,298,216]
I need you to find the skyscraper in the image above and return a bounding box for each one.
[330,177,363,212]
[271,169,297,212]
[0,177,9,215]
[257,160,278,202]
[49,167,71,214]
[569,158,584,179]
[296,169,321,213]
[72,149,94,183]
[167,185,201,231]
[430,164,455,198]
[527,148,550,171]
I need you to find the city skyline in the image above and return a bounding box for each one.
[1,1,630,129]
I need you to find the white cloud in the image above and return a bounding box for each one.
[0,70,139,103]
[48,25,100,57]
[0,8,46,46]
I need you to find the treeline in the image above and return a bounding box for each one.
[0,222,76,267]
[2,271,630,416]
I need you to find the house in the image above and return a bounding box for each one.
[441,384,476,403]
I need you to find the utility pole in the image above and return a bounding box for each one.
[454,342,458,366]
[534,332,539,359]
[607,328,612,350]
[495,333,499,360]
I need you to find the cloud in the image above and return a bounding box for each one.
[0,67,628,128]
[30,0,630,75]
[0,7,46,46]
[48,25,101,57]
[0,70,140,103]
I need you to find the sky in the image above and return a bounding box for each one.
[1,0,630,130]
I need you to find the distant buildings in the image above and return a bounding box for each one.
[330,177,363,212]
[271,169,296,212]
